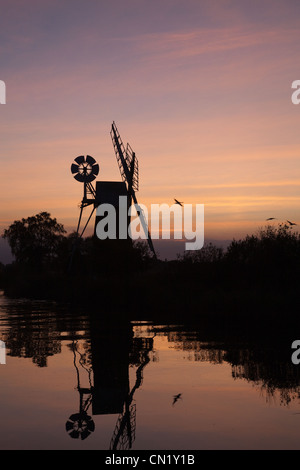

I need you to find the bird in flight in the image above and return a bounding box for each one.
[172,393,182,405]
[174,199,183,207]
[266,218,276,221]
[287,220,297,226]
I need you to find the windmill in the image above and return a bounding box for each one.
[110,122,156,258]
[70,123,156,259]
[65,340,95,441]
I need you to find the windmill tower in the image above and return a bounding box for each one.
[70,123,156,258]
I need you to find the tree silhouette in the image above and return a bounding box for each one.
[2,212,66,267]
[224,223,300,289]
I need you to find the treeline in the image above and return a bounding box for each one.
[178,222,300,290]
[0,212,300,318]
[0,212,156,303]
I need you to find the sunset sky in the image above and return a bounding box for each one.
[1,0,300,261]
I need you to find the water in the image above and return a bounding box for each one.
[0,291,299,450]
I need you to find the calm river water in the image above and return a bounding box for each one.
[0,291,299,450]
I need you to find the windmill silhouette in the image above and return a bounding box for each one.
[69,122,156,268]
[65,322,153,449]
[65,340,95,441]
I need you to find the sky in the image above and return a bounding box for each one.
[0,0,300,261]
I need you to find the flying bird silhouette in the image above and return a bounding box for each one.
[174,199,183,207]
[287,220,297,226]
[172,393,182,405]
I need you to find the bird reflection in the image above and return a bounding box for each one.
[172,393,182,406]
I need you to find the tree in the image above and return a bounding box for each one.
[178,242,224,263]
[225,223,300,287]
[226,223,300,265]
[2,212,66,267]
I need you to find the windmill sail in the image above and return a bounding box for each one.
[71,155,99,184]
[111,122,156,258]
